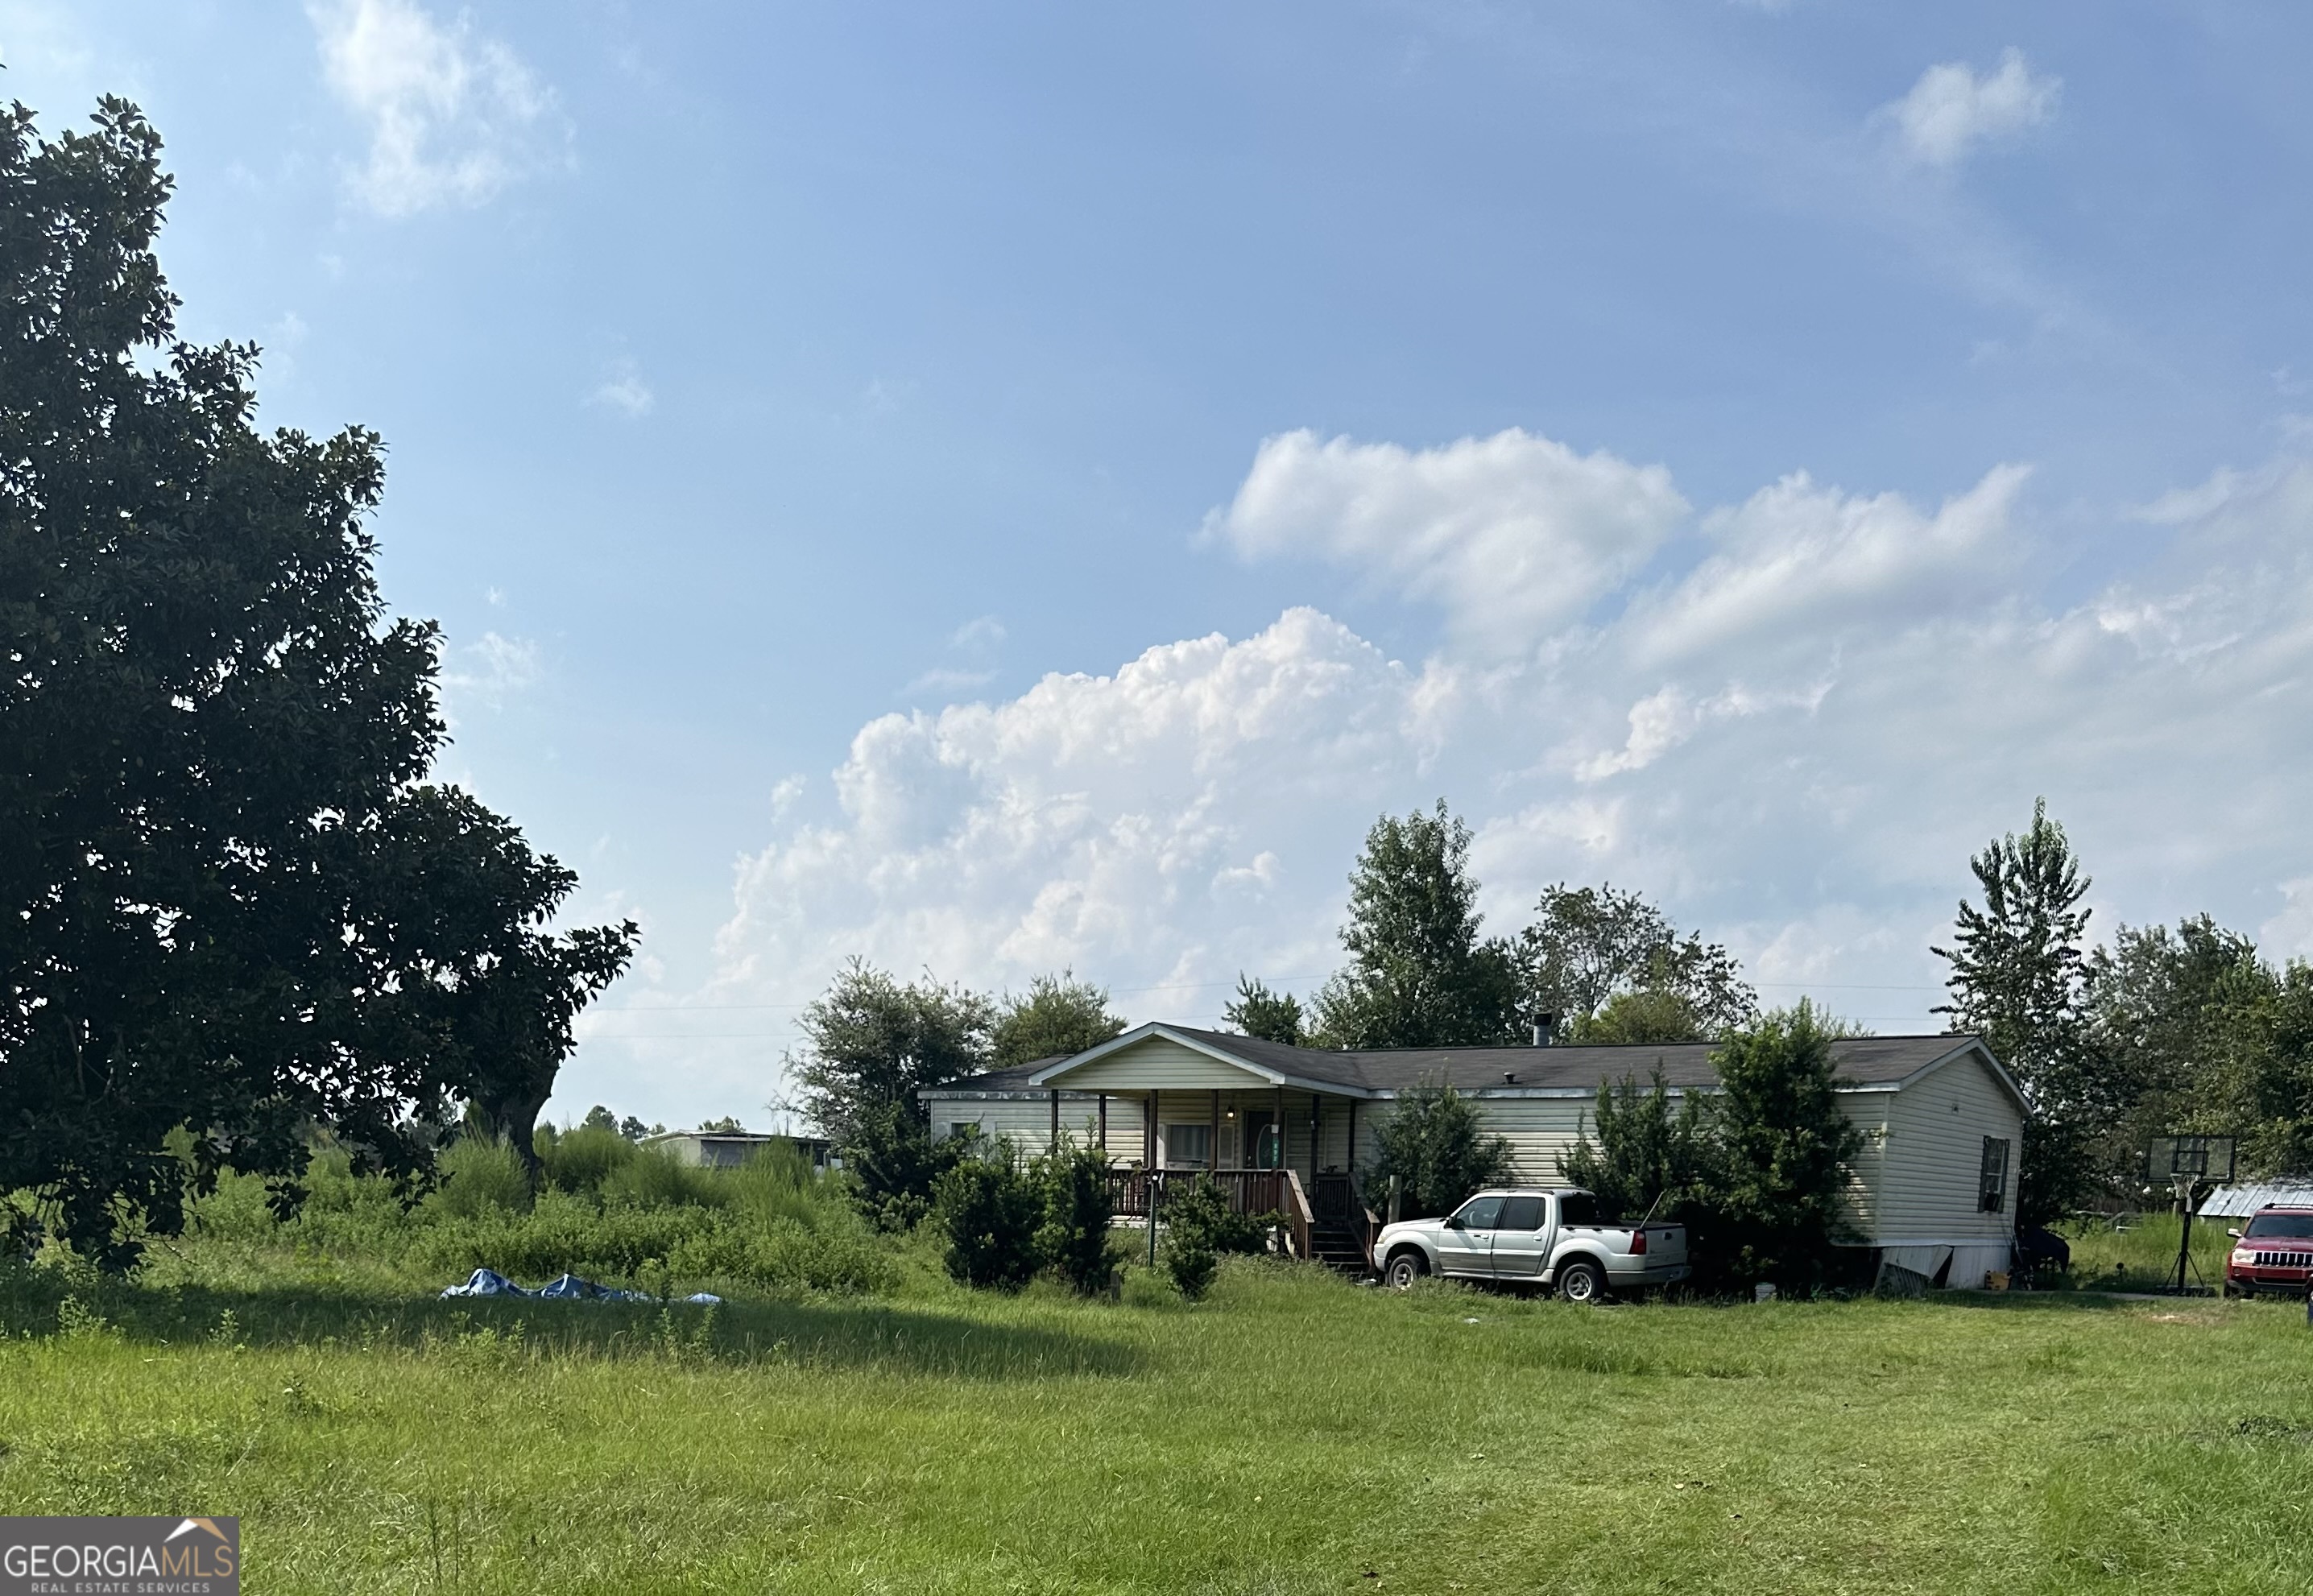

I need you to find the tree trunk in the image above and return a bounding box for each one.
[482,1085,551,1184]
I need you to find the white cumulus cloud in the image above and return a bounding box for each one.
[579,433,2313,1125]
[709,609,1459,1011]
[311,0,566,217]
[1204,428,1687,651]
[1879,48,2061,168]
[1626,463,2030,668]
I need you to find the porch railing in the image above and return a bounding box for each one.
[1106,1168,1372,1266]
[1281,1169,1314,1262]
[1106,1168,1285,1221]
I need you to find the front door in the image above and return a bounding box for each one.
[1438,1195,1504,1279]
[1488,1194,1550,1280]
[1244,1113,1280,1169]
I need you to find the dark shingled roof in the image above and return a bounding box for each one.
[924,1026,1999,1099]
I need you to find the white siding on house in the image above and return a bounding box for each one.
[1480,1095,1616,1185]
[1104,1095,1150,1165]
[1051,1036,1272,1092]
[933,1094,1043,1150]
[1868,1051,2022,1245]
[1839,1098,1893,1242]
[1350,1094,1599,1187]
[929,1094,1106,1156]
[1346,1059,2015,1253]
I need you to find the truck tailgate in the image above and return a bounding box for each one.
[1627,1224,1686,1269]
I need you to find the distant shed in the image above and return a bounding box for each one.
[2199,1181,2313,1219]
[640,1131,836,1171]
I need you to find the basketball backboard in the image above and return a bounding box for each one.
[2145,1135,2237,1185]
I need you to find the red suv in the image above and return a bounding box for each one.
[2224,1206,2313,1297]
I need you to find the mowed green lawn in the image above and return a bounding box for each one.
[2,1255,2310,1594]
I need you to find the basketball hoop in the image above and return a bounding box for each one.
[2145,1135,2239,1296]
[2145,1135,2236,1189]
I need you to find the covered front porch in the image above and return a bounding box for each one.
[1022,1028,1384,1269]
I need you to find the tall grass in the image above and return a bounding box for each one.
[187,1135,890,1297]
[2057,1210,2236,1292]
[3,1255,2311,1593]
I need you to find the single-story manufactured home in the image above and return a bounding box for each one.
[919,1023,2023,1285]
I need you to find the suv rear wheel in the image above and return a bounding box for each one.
[1384,1251,1429,1290]
[1557,1258,1607,1304]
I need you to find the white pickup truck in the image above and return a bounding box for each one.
[1373,1188,1689,1302]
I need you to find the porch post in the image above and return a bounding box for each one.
[1099,1094,1108,1157]
[1309,1093,1320,1180]
[1144,1088,1161,1267]
[1049,1088,1060,1149]
[1210,1089,1221,1174]
[1347,1098,1358,1177]
[1274,1084,1285,1172]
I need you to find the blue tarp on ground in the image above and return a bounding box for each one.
[440,1267,721,1305]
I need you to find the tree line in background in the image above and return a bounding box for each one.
[789,792,2313,1295]
[1936,799,2313,1226]
[781,804,1775,1243]
[784,801,1867,1289]
[2,101,637,1267]
[1225,804,1759,1052]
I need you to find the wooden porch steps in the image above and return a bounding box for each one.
[1308,1221,1372,1276]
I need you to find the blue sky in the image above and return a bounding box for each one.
[10,2,2313,1129]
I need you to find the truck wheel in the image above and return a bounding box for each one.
[1557,1259,1607,1304]
[1384,1251,1428,1290]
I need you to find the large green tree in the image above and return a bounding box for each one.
[1311,803,1518,1048]
[2086,918,2313,1181]
[1934,800,2107,1224]
[1223,974,1305,1047]
[990,971,1123,1069]
[788,958,992,1226]
[372,786,635,1175]
[1514,883,1756,1043]
[788,958,995,1141]
[1710,1002,1864,1288]
[0,100,634,1261]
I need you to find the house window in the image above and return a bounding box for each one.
[1979,1137,2010,1213]
[1166,1123,1212,1169]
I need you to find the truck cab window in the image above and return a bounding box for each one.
[1497,1196,1545,1230]
[1454,1196,1505,1230]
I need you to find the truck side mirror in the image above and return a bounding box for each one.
[2227,1227,2243,1239]
[1442,1214,1463,1231]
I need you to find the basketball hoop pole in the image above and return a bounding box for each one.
[2172,1173,2197,1296]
